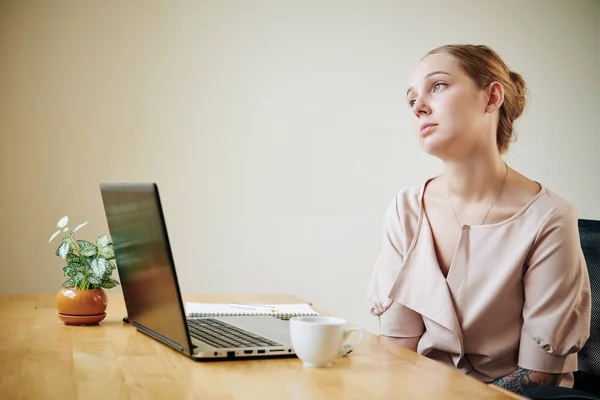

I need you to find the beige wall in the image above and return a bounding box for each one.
[1,0,598,334]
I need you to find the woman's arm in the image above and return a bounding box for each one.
[380,335,420,352]
[506,205,590,394]
[491,367,561,394]
[369,195,426,349]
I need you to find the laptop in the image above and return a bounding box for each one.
[99,182,295,360]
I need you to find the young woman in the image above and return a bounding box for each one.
[368,44,591,394]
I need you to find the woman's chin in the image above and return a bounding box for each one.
[419,136,450,158]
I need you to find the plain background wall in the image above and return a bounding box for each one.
[1,0,598,334]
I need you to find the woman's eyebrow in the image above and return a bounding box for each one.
[406,71,452,98]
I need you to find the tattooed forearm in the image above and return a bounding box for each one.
[491,367,560,394]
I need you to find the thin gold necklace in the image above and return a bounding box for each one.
[447,162,509,228]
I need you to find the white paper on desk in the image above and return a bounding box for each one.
[185,302,318,320]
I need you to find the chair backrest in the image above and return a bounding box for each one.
[574,219,600,393]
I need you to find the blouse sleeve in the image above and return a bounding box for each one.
[368,195,425,338]
[518,204,591,373]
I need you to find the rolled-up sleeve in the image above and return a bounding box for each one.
[519,205,591,373]
[368,195,425,338]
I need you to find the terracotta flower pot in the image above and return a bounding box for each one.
[56,288,108,325]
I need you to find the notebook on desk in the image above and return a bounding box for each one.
[185,302,319,320]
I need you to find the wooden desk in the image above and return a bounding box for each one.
[0,294,523,399]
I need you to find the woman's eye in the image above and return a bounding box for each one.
[433,82,447,92]
[408,99,416,108]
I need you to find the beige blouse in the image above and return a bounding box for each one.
[368,178,591,387]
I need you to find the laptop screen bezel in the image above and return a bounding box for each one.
[99,182,195,356]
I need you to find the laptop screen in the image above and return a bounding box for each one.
[100,183,193,355]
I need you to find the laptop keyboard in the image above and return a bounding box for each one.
[187,318,282,348]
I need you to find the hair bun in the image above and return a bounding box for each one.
[509,71,526,99]
[508,70,527,120]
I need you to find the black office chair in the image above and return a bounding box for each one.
[523,219,600,399]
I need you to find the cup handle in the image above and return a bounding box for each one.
[340,327,363,356]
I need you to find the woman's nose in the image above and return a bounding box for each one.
[412,97,431,117]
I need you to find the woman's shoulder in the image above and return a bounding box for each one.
[384,177,435,224]
[392,177,433,210]
[531,184,580,225]
[499,177,580,241]
[505,169,577,220]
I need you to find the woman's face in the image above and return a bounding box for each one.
[406,52,493,160]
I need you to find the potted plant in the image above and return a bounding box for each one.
[49,215,120,325]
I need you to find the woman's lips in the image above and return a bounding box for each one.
[420,123,438,136]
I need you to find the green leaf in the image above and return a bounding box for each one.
[69,255,91,269]
[63,265,75,277]
[63,265,85,282]
[70,221,88,235]
[62,277,75,288]
[48,230,61,243]
[56,238,70,259]
[101,244,115,260]
[67,257,81,267]
[57,216,68,229]
[89,275,102,286]
[101,278,120,289]
[96,235,110,248]
[74,272,84,282]
[55,238,66,255]
[96,235,115,260]
[107,260,116,272]
[90,258,108,278]
[77,240,97,257]
[103,261,115,278]
[67,259,86,272]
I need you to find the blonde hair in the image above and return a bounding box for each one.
[424,45,527,154]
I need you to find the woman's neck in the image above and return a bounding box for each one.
[443,154,508,204]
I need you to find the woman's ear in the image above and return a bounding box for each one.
[486,82,504,113]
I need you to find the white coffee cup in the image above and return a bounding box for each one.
[289,316,363,367]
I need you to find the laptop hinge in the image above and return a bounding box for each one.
[133,321,184,352]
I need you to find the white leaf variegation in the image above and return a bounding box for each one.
[77,240,97,257]
[48,230,61,243]
[96,235,110,248]
[58,241,70,259]
[89,275,102,286]
[70,221,89,235]
[57,216,68,229]
[90,258,108,278]
[101,244,115,259]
